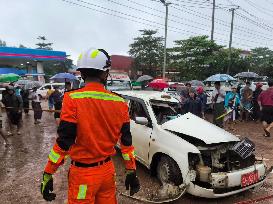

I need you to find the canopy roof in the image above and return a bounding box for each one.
[0,47,66,61]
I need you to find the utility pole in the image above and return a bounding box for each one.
[160,0,171,79]
[227,7,238,74]
[211,0,216,41]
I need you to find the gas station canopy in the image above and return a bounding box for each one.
[0,47,66,61]
[0,47,67,83]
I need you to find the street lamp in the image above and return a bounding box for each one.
[159,0,171,79]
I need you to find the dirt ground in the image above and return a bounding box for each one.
[0,108,272,204]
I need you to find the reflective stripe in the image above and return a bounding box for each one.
[77,184,87,199]
[122,153,130,161]
[91,49,100,58]
[78,53,83,60]
[122,151,135,161]
[70,91,124,102]
[48,149,61,163]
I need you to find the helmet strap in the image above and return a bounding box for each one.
[101,70,109,86]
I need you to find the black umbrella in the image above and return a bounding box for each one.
[234,72,259,78]
[136,75,153,82]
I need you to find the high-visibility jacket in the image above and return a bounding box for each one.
[44,82,136,174]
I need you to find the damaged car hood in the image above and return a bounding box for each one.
[161,113,240,144]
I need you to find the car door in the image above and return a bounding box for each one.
[129,99,153,166]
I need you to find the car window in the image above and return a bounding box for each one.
[129,100,148,121]
[150,100,180,125]
[43,85,51,89]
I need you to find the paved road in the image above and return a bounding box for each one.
[0,109,272,204]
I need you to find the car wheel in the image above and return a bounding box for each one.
[156,155,183,186]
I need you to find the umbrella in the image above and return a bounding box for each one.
[136,75,153,82]
[24,81,42,90]
[234,72,259,78]
[50,73,78,83]
[0,73,20,83]
[204,74,236,82]
[189,80,204,87]
[131,81,142,86]
[148,78,169,90]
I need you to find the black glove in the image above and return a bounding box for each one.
[41,172,56,201]
[125,170,140,196]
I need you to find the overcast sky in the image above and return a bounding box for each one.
[1,0,273,64]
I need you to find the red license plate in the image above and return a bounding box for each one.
[241,171,259,187]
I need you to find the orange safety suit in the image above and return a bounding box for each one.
[44,82,136,204]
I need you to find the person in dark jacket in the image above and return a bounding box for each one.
[31,87,42,124]
[183,88,202,117]
[252,83,263,121]
[2,86,23,135]
[49,86,63,125]
[20,87,30,115]
[196,86,207,118]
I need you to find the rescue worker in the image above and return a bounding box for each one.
[41,48,140,203]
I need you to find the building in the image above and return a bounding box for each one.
[0,47,66,82]
[111,55,134,76]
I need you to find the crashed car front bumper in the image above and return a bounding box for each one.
[187,163,271,198]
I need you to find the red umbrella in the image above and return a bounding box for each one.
[148,78,169,90]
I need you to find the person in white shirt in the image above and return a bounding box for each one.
[212,81,226,128]
[31,87,43,124]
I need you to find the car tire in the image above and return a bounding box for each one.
[156,155,183,186]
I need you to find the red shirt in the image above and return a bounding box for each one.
[258,87,273,106]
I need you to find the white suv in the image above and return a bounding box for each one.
[37,83,64,99]
[117,90,271,198]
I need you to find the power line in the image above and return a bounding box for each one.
[224,0,273,33]
[239,8,273,29]
[170,2,273,38]
[104,0,273,44]
[121,0,273,41]
[242,0,273,18]
[59,0,273,48]
[236,11,273,32]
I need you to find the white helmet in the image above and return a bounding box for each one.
[77,48,111,71]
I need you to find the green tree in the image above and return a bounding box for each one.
[43,58,73,81]
[129,30,164,77]
[0,39,7,47]
[247,47,273,77]
[19,44,27,48]
[36,36,53,50]
[213,48,250,76]
[169,36,223,80]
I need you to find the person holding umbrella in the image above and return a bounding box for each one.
[31,87,42,124]
[49,86,63,125]
[20,87,30,115]
[2,86,23,135]
[212,81,226,128]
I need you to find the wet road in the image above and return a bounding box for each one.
[0,109,272,204]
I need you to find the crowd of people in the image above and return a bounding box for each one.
[0,81,72,146]
[178,80,273,137]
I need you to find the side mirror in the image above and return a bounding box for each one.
[135,117,149,125]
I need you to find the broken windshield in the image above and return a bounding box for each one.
[150,100,181,125]
[106,80,131,91]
